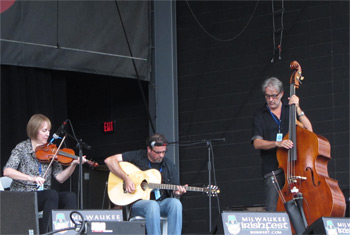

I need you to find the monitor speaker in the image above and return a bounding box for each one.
[303,217,349,234]
[303,217,326,234]
[0,191,40,234]
[86,221,146,234]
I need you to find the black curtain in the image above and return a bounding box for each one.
[1,65,67,170]
[0,1,151,80]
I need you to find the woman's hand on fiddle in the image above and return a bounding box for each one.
[71,156,88,165]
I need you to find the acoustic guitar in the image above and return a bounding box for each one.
[107,161,220,206]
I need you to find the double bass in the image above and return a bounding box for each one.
[276,61,346,233]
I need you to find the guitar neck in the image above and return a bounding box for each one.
[147,183,208,193]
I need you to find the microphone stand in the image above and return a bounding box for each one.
[62,131,90,210]
[76,141,84,209]
[205,138,224,233]
[206,140,213,233]
[170,137,225,233]
[75,138,91,210]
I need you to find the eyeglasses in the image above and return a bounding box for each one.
[265,92,280,99]
[152,149,168,155]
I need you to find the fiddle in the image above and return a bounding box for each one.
[35,143,98,168]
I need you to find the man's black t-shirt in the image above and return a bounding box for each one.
[251,102,290,176]
[122,149,179,200]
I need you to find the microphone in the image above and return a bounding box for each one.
[49,119,68,143]
[203,138,226,143]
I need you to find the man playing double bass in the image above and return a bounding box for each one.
[251,77,313,211]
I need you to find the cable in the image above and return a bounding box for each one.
[70,210,86,234]
[271,0,285,62]
[0,39,147,61]
[168,140,207,147]
[186,0,260,42]
[56,0,60,49]
[102,181,108,209]
[113,0,156,133]
[42,211,86,235]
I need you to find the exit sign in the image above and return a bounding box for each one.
[104,121,115,133]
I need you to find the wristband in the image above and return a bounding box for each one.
[298,111,305,118]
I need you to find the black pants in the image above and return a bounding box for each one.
[37,190,76,233]
[263,169,285,211]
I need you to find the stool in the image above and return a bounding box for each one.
[129,215,168,235]
[124,205,168,235]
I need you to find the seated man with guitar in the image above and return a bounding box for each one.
[104,133,187,235]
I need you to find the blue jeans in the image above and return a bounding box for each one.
[131,198,182,235]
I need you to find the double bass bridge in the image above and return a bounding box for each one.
[289,175,307,184]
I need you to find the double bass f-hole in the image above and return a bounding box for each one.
[306,167,320,187]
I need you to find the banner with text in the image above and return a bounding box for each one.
[52,209,123,234]
[222,211,292,235]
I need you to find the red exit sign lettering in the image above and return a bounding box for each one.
[104,121,114,133]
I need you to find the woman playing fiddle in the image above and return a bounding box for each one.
[3,114,87,233]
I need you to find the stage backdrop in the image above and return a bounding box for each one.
[0,0,151,80]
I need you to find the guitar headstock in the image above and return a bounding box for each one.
[206,185,220,197]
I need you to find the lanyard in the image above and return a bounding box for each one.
[148,161,162,173]
[38,162,42,175]
[267,105,281,133]
[37,162,44,191]
[148,161,162,200]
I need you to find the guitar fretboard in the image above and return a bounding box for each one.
[147,183,210,193]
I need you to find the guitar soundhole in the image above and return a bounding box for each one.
[123,181,127,193]
[140,180,148,191]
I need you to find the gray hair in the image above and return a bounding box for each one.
[262,77,283,94]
